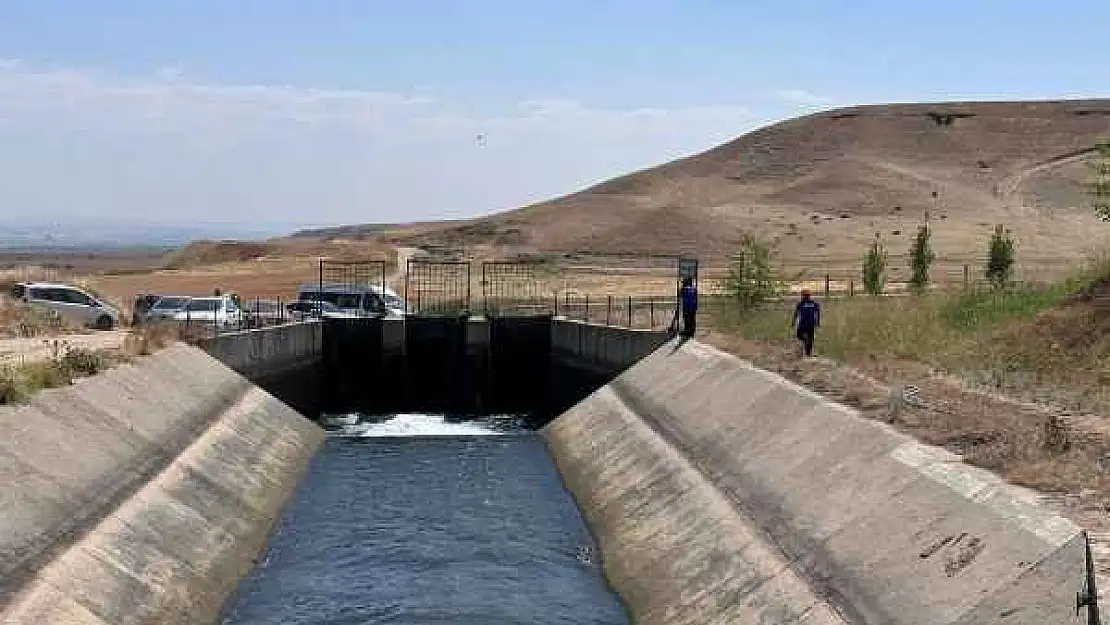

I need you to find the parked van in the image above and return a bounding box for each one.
[12,282,121,330]
[294,282,407,317]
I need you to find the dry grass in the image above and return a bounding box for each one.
[0,296,84,338]
[81,239,398,310]
[703,261,1110,495]
[0,344,119,405]
[0,318,219,405]
[121,321,209,356]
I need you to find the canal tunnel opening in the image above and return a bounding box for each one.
[285,315,636,428]
[214,316,669,624]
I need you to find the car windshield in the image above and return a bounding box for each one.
[299,291,362,309]
[184,298,221,312]
[153,297,190,310]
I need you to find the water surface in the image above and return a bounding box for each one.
[220,413,629,625]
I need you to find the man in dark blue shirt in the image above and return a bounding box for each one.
[792,289,820,357]
[680,277,698,337]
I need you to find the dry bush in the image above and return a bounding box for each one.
[0,297,83,338]
[0,345,114,405]
[123,321,209,356]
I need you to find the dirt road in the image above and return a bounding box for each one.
[388,246,425,292]
[0,330,129,366]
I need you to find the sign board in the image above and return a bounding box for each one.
[678,257,699,280]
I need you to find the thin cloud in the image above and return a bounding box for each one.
[0,61,761,224]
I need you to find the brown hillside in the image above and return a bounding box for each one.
[395,99,1110,276]
[161,240,277,269]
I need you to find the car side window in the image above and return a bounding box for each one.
[66,290,97,307]
[39,288,66,302]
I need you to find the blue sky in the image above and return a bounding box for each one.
[0,0,1107,229]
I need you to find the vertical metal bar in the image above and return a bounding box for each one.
[404,259,411,314]
[627,296,633,327]
[650,300,655,328]
[825,273,831,297]
[606,295,612,326]
[482,262,488,315]
[584,294,589,322]
[466,263,472,313]
[317,258,324,315]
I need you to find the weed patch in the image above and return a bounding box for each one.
[0,345,115,405]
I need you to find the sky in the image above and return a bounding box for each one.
[1,1,1109,230]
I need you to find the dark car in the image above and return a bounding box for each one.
[286,300,342,321]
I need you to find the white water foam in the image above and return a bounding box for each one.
[329,413,514,438]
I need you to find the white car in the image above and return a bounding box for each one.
[12,282,121,330]
[172,296,242,328]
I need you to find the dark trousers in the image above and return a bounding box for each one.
[681,308,697,337]
[796,325,815,356]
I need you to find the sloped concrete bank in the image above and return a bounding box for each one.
[0,342,324,625]
[543,338,1086,624]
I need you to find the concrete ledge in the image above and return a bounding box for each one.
[544,337,1085,624]
[0,344,324,624]
[201,321,322,379]
[550,318,672,375]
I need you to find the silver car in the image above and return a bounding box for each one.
[13,281,121,330]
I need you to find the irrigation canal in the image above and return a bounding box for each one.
[218,413,630,625]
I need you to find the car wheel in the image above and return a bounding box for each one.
[94,315,114,330]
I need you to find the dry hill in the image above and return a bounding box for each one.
[390,99,1110,279]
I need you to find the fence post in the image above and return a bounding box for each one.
[553,293,559,317]
[963,264,970,287]
[849,279,855,297]
[584,294,589,323]
[627,296,633,328]
[606,295,612,326]
[650,299,655,329]
[825,273,831,297]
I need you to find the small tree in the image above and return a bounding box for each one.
[908,222,936,291]
[861,233,887,296]
[1091,138,1110,221]
[724,233,793,310]
[985,224,1015,289]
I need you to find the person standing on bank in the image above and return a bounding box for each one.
[792,289,820,357]
[680,277,698,338]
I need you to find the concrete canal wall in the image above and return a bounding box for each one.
[0,341,324,625]
[543,337,1086,624]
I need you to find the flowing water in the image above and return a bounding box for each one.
[219,413,630,625]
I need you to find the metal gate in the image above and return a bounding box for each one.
[481,261,544,316]
[403,260,471,315]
